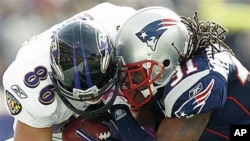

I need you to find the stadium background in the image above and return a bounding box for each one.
[0,0,249,140]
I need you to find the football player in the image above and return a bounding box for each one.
[109,6,250,141]
[2,2,135,141]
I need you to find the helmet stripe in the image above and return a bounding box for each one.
[73,47,81,89]
[81,43,93,88]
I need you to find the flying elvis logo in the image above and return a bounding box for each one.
[135,19,177,51]
[175,79,215,118]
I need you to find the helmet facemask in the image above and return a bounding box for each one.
[118,59,164,107]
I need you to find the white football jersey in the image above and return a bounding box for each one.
[3,2,135,131]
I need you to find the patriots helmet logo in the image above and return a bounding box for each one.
[135,19,177,51]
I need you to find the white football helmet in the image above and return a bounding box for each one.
[115,7,189,107]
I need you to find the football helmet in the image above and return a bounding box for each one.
[115,7,189,107]
[50,19,118,117]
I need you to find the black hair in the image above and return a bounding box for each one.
[173,11,234,64]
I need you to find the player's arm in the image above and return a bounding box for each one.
[14,120,53,141]
[156,112,212,141]
[109,104,155,141]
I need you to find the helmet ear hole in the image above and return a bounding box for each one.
[163,59,170,67]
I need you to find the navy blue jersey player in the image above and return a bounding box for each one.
[108,6,250,141]
[160,42,250,141]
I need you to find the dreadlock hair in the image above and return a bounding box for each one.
[173,11,234,64]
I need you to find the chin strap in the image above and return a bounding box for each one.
[140,84,158,98]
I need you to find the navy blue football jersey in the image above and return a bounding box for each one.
[161,47,250,140]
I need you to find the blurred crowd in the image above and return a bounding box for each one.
[0,0,249,140]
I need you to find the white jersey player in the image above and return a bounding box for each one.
[2,3,136,141]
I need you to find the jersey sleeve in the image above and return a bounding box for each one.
[2,32,72,128]
[162,57,228,118]
[3,60,57,127]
